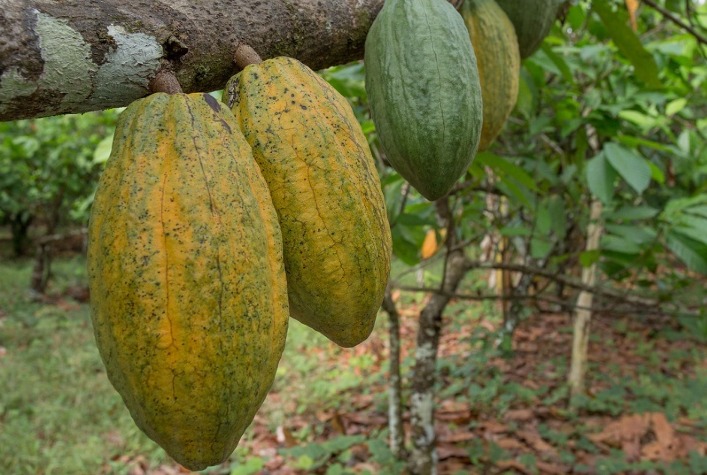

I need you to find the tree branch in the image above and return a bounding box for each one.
[392,258,700,317]
[390,285,686,317]
[459,259,658,307]
[642,0,707,46]
[0,0,388,121]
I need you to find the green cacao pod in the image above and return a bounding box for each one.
[462,0,520,151]
[495,0,564,59]
[223,57,392,348]
[365,0,483,201]
[87,92,289,471]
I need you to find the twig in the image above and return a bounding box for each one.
[389,183,411,229]
[392,284,695,318]
[149,70,182,94]
[391,285,673,315]
[393,258,694,314]
[642,0,707,46]
[36,228,87,245]
[460,259,658,306]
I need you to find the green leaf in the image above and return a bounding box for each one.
[604,224,657,245]
[547,196,567,239]
[665,230,707,275]
[580,250,601,267]
[648,162,666,184]
[531,237,553,259]
[615,135,673,153]
[392,227,422,266]
[295,455,315,470]
[592,0,662,89]
[586,153,617,203]
[93,134,113,164]
[666,98,687,116]
[496,179,533,208]
[602,234,642,254]
[396,212,433,226]
[515,69,536,119]
[230,457,265,475]
[607,206,659,221]
[618,110,655,129]
[540,44,575,85]
[477,153,539,191]
[500,225,532,237]
[603,143,651,194]
[672,222,707,246]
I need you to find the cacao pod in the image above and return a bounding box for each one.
[462,0,520,151]
[364,0,483,201]
[87,92,289,471]
[495,0,564,59]
[223,57,392,348]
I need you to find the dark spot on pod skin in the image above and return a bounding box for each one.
[220,119,232,134]
[203,94,221,112]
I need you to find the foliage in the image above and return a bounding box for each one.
[0,110,117,223]
[1,257,703,473]
[0,110,117,254]
[0,257,169,475]
[0,0,706,473]
[324,0,707,316]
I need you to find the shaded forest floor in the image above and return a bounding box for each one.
[0,255,704,474]
[99,292,706,474]
[223,296,706,475]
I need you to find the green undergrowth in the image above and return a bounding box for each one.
[0,257,167,475]
[0,256,704,474]
[0,256,396,474]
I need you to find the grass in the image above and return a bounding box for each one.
[0,255,392,474]
[0,254,705,474]
[0,256,167,474]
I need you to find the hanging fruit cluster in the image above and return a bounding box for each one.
[88,51,391,470]
[365,0,562,200]
[87,0,561,469]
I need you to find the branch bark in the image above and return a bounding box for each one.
[0,0,386,121]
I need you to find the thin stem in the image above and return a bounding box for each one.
[381,288,407,459]
[642,0,707,46]
[233,43,263,69]
[149,70,183,94]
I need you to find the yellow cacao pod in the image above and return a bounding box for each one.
[224,57,392,348]
[462,0,521,151]
[87,92,289,471]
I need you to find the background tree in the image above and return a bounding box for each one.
[0,112,117,252]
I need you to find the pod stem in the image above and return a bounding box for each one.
[149,70,183,94]
[234,43,263,69]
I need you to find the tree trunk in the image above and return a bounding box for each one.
[497,269,534,350]
[568,199,603,407]
[0,0,391,121]
[381,287,406,459]
[30,242,51,294]
[10,212,33,257]
[409,199,467,475]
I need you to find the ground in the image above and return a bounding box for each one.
[0,254,704,474]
